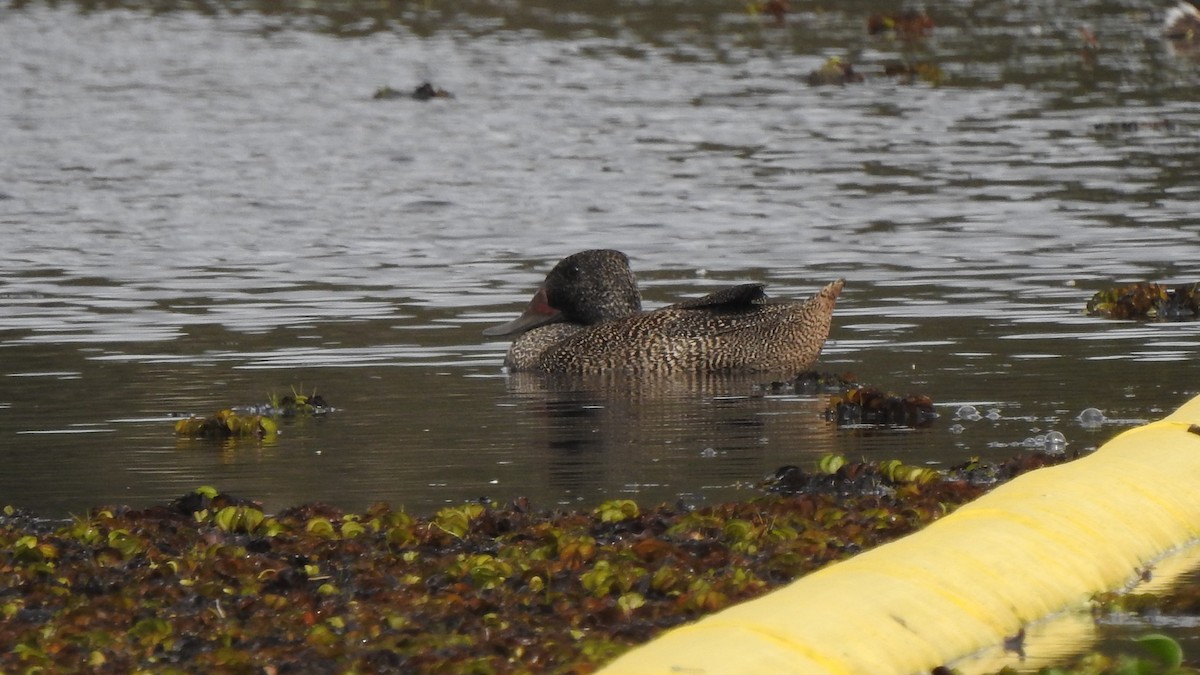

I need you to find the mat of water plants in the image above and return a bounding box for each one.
[0,451,1174,674]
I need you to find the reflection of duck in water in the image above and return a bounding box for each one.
[483,249,844,375]
[1164,0,1200,40]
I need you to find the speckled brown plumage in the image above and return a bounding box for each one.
[1165,0,1200,40]
[484,250,844,375]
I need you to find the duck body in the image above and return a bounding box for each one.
[485,250,843,375]
[1165,0,1200,39]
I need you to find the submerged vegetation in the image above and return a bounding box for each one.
[1086,282,1200,321]
[0,453,1057,673]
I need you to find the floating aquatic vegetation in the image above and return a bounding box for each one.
[0,457,1023,674]
[806,57,864,86]
[867,10,934,37]
[945,451,1072,487]
[762,370,859,396]
[0,450,1178,674]
[764,453,948,497]
[759,373,935,429]
[172,408,278,440]
[882,61,944,85]
[1086,282,1200,320]
[994,632,1190,675]
[745,0,788,25]
[826,387,937,428]
[173,387,331,440]
[1092,120,1179,134]
[267,387,332,417]
[373,82,454,101]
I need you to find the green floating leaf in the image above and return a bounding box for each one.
[128,617,173,648]
[214,506,265,534]
[594,499,639,523]
[305,517,336,538]
[818,454,846,475]
[107,529,144,558]
[1133,633,1183,670]
[433,504,484,538]
[339,520,365,539]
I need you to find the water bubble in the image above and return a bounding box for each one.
[985,408,1002,421]
[1077,408,1106,429]
[1044,430,1067,455]
[948,424,965,434]
[955,405,981,421]
[699,447,717,458]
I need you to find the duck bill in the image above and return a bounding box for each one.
[483,286,563,337]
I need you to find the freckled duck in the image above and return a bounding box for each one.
[1165,0,1200,40]
[483,250,844,375]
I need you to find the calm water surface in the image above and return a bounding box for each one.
[3,1,1200,661]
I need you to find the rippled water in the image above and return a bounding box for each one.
[5,0,1200,667]
[3,0,1200,524]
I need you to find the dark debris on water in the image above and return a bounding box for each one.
[373,82,454,101]
[826,387,937,428]
[760,371,938,430]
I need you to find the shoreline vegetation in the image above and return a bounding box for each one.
[4,452,1194,673]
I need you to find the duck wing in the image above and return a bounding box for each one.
[664,283,766,310]
[655,281,841,341]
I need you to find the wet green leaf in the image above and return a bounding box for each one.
[340,520,365,539]
[594,499,639,523]
[107,529,143,558]
[129,617,173,648]
[305,517,336,538]
[617,592,645,615]
[433,504,485,538]
[818,454,846,474]
[1132,633,1183,670]
[580,560,617,597]
[214,506,265,534]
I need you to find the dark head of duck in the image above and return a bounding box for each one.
[484,249,641,337]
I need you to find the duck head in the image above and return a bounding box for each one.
[484,249,642,338]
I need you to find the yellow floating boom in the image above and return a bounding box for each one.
[600,395,1200,675]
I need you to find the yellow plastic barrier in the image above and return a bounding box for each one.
[600,395,1200,675]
